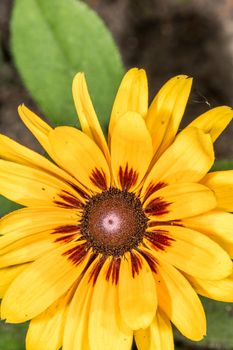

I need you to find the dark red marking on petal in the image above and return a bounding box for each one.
[40,165,89,201]
[53,225,80,235]
[145,229,174,251]
[68,182,90,200]
[77,251,99,283]
[88,256,106,286]
[130,251,142,278]
[90,168,108,191]
[41,169,89,201]
[144,197,171,216]
[54,234,77,243]
[148,220,183,227]
[54,190,84,209]
[106,257,121,284]
[138,249,158,273]
[63,242,89,266]
[119,163,138,191]
[143,182,167,203]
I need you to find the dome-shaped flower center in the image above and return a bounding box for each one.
[80,188,148,256]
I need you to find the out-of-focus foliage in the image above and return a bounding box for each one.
[0,322,27,350]
[212,159,233,171]
[0,196,21,216]
[11,0,124,131]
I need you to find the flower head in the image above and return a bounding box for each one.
[0,68,233,350]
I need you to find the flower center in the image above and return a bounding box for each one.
[80,188,148,256]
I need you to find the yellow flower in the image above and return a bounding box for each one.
[0,68,233,350]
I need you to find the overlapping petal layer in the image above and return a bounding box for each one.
[109,68,148,141]
[155,262,206,340]
[148,225,232,279]
[49,126,111,192]
[142,127,214,198]
[72,73,110,164]
[111,112,153,191]
[118,252,157,330]
[202,170,233,212]
[1,243,90,322]
[187,270,233,302]
[187,106,233,142]
[18,104,52,155]
[134,310,174,350]
[182,210,233,257]
[0,134,87,192]
[89,258,133,350]
[146,75,192,157]
[0,160,84,207]
[26,290,72,350]
[144,183,216,220]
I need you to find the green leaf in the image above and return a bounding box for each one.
[0,321,27,350]
[0,196,21,217]
[11,0,124,132]
[212,159,233,171]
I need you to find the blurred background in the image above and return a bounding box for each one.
[1,0,233,158]
[0,0,233,349]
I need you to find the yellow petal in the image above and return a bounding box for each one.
[72,73,110,164]
[63,260,97,350]
[0,160,83,207]
[155,262,206,341]
[144,183,216,220]
[187,106,233,142]
[49,126,110,192]
[26,289,72,350]
[202,170,233,212]
[118,251,157,330]
[188,270,233,302]
[111,112,153,191]
[18,104,52,155]
[182,210,233,257]
[109,68,148,141]
[155,311,174,350]
[0,134,89,194]
[1,242,90,322]
[0,264,29,298]
[0,207,79,247]
[0,234,56,268]
[134,310,174,350]
[142,127,214,197]
[149,225,232,280]
[0,208,79,257]
[88,258,133,350]
[146,75,192,157]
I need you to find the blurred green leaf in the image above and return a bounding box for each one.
[11,0,124,132]
[176,298,233,349]
[0,196,21,217]
[0,321,27,350]
[212,159,233,171]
